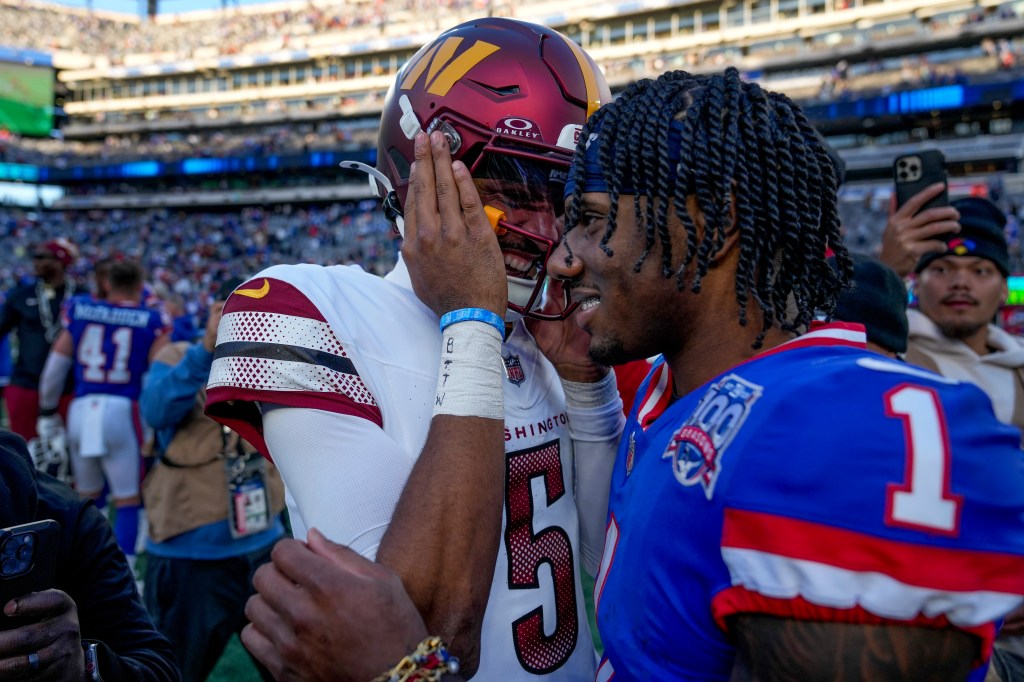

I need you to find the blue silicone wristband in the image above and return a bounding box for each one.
[440,308,505,337]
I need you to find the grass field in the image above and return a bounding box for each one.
[209,635,263,682]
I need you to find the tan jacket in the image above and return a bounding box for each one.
[142,342,285,543]
[905,309,1024,435]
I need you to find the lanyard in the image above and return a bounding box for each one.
[36,280,74,344]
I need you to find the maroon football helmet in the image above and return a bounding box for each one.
[370,17,610,320]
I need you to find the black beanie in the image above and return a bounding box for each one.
[835,253,909,354]
[915,197,1010,277]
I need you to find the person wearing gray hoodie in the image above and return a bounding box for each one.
[905,196,1024,433]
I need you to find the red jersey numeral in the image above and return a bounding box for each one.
[505,440,579,674]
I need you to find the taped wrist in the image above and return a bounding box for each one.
[433,321,504,420]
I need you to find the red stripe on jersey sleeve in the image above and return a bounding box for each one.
[206,385,383,461]
[723,508,1024,595]
[711,587,997,664]
[224,277,328,321]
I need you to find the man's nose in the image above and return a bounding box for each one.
[949,269,971,288]
[546,237,582,281]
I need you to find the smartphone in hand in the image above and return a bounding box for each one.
[0,519,60,628]
[894,150,948,213]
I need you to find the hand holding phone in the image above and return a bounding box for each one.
[880,151,961,277]
[0,519,60,627]
[894,150,948,213]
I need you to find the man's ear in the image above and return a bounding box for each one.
[688,191,741,267]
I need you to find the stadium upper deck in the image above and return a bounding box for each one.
[3,0,1024,218]
[0,0,1015,130]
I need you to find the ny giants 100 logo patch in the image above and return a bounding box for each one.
[662,374,763,499]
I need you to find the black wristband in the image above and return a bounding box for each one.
[38,407,58,417]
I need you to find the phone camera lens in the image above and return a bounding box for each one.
[16,544,32,562]
[1,558,16,576]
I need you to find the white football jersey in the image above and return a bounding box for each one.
[207,258,596,680]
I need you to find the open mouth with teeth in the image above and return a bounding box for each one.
[499,230,547,281]
[503,250,542,280]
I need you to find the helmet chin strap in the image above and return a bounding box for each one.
[339,161,405,238]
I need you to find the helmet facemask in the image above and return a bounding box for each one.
[360,18,612,321]
[468,150,576,321]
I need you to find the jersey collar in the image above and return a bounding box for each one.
[634,322,867,430]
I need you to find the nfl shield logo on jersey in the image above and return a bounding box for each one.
[503,352,525,386]
[663,373,762,499]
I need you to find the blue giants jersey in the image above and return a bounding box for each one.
[65,298,169,400]
[593,324,1024,681]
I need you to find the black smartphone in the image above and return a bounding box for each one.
[0,520,60,628]
[894,150,948,213]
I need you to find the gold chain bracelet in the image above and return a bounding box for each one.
[371,636,460,682]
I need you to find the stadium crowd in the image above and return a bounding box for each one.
[1,0,505,64]
[3,4,1024,680]
[0,202,398,314]
[0,119,378,167]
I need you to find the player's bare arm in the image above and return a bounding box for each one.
[374,130,508,675]
[729,615,978,681]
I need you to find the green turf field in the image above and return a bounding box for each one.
[209,635,263,681]
[0,61,54,137]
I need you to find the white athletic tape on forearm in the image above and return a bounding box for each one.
[433,320,505,420]
[561,370,619,408]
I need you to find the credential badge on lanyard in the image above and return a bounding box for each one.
[222,426,270,538]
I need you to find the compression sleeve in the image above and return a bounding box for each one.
[261,406,415,559]
[562,372,624,576]
[38,351,73,411]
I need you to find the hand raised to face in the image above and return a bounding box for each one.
[401,131,508,320]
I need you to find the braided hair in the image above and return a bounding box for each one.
[564,68,852,348]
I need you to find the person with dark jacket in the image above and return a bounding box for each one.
[0,429,180,681]
[0,240,78,440]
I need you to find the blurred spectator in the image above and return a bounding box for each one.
[139,276,284,682]
[0,291,10,425]
[904,197,1024,434]
[0,239,78,441]
[0,429,180,681]
[0,203,400,318]
[834,252,909,358]
[37,259,170,577]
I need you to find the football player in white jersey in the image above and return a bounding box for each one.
[205,18,623,680]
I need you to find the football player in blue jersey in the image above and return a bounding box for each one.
[37,259,170,573]
[247,68,1024,682]
[545,68,1024,681]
